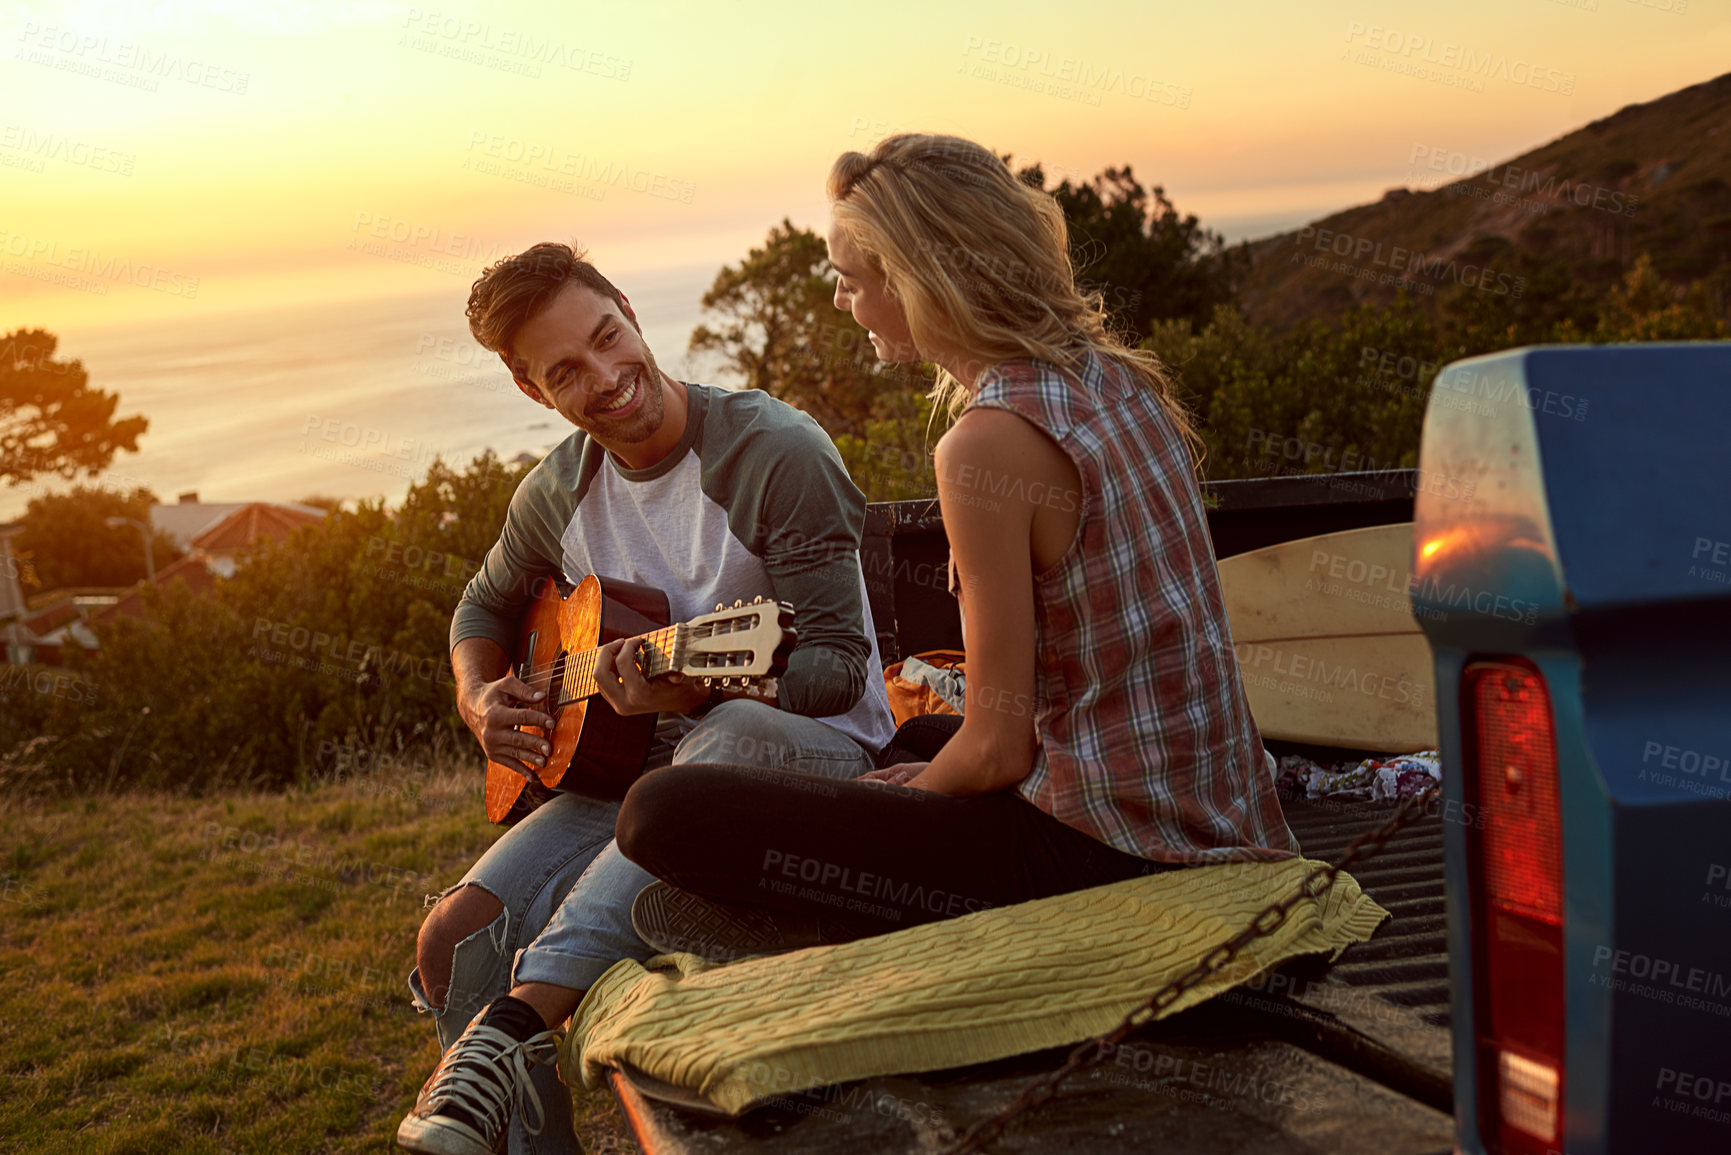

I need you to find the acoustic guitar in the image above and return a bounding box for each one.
[484,573,796,825]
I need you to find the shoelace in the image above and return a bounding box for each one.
[428,1024,562,1139]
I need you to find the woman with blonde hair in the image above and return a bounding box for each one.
[617,133,1297,953]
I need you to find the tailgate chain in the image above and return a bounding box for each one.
[945,786,1444,1154]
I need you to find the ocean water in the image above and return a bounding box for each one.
[3,263,723,520]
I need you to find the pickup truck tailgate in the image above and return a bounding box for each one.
[606,797,1455,1154]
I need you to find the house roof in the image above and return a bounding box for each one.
[150,502,251,546]
[190,503,324,552]
[151,500,325,550]
[90,554,219,622]
[8,501,326,641]
[21,597,85,637]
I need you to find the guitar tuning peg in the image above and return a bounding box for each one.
[702,677,714,687]
[733,599,743,608]
[752,595,763,604]
[715,603,724,612]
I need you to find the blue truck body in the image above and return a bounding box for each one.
[1415,343,1731,1152]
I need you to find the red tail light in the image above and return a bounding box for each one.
[1463,659,1564,1154]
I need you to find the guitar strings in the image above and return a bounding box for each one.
[512,616,751,683]
[508,610,774,708]
[512,625,680,682]
[512,624,686,705]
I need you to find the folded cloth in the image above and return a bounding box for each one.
[1275,750,1441,803]
[898,655,967,715]
[1370,752,1443,801]
[562,857,1388,1115]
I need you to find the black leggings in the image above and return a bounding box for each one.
[615,720,1171,937]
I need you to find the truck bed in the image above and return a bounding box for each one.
[605,793,1455,1155]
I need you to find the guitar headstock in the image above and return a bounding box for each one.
[678,597,797,691]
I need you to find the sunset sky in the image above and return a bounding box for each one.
[5,0,1726,329]
[1,0,1727,514]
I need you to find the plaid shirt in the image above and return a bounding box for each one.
[969,352,1300,864]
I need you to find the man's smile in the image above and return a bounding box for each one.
[592,367,642,415]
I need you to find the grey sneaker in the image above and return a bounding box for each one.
[395,1015,562,1155]
[631,881,826,962]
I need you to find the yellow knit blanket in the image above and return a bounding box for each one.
[563,858,1387,1115]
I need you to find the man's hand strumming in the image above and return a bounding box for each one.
[461,674,557,780]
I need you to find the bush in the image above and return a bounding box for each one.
[1147,256,1726,483]
[0,452,529,796]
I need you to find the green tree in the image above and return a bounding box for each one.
[1147,250,1726,488]
[832,389,947,504]
[1145,305,1285,479]
[1434,239,1604,354]
[1018,164,1246,339]
[390,450,532,565]
[1578,254,1729,342]
[0,452,529,796]
[1440,249,1724,349]
[1,329,148,485]
[1147,293,1442,481]
[688,220,889,437]
[14,484,183,590]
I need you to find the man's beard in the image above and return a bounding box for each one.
[579,347,667,444]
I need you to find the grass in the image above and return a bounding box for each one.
[0,761,635,1154]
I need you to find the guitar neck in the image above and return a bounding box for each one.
[556,623,682,705]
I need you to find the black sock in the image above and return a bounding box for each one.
[479,994,548,1041]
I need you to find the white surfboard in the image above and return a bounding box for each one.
[1218,522,1437,752]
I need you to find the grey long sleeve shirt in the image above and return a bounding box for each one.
[450,381,895,753]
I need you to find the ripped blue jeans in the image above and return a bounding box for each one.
[406,700,877,1155]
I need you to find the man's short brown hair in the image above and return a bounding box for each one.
[466,242,628,384]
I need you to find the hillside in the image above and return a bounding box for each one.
[1240,72,1731,331]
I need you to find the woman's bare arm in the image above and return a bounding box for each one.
[903,406,1082,796]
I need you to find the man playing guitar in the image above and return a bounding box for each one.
[396,242,895,1155]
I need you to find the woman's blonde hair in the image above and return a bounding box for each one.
[827,133,1200,463]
